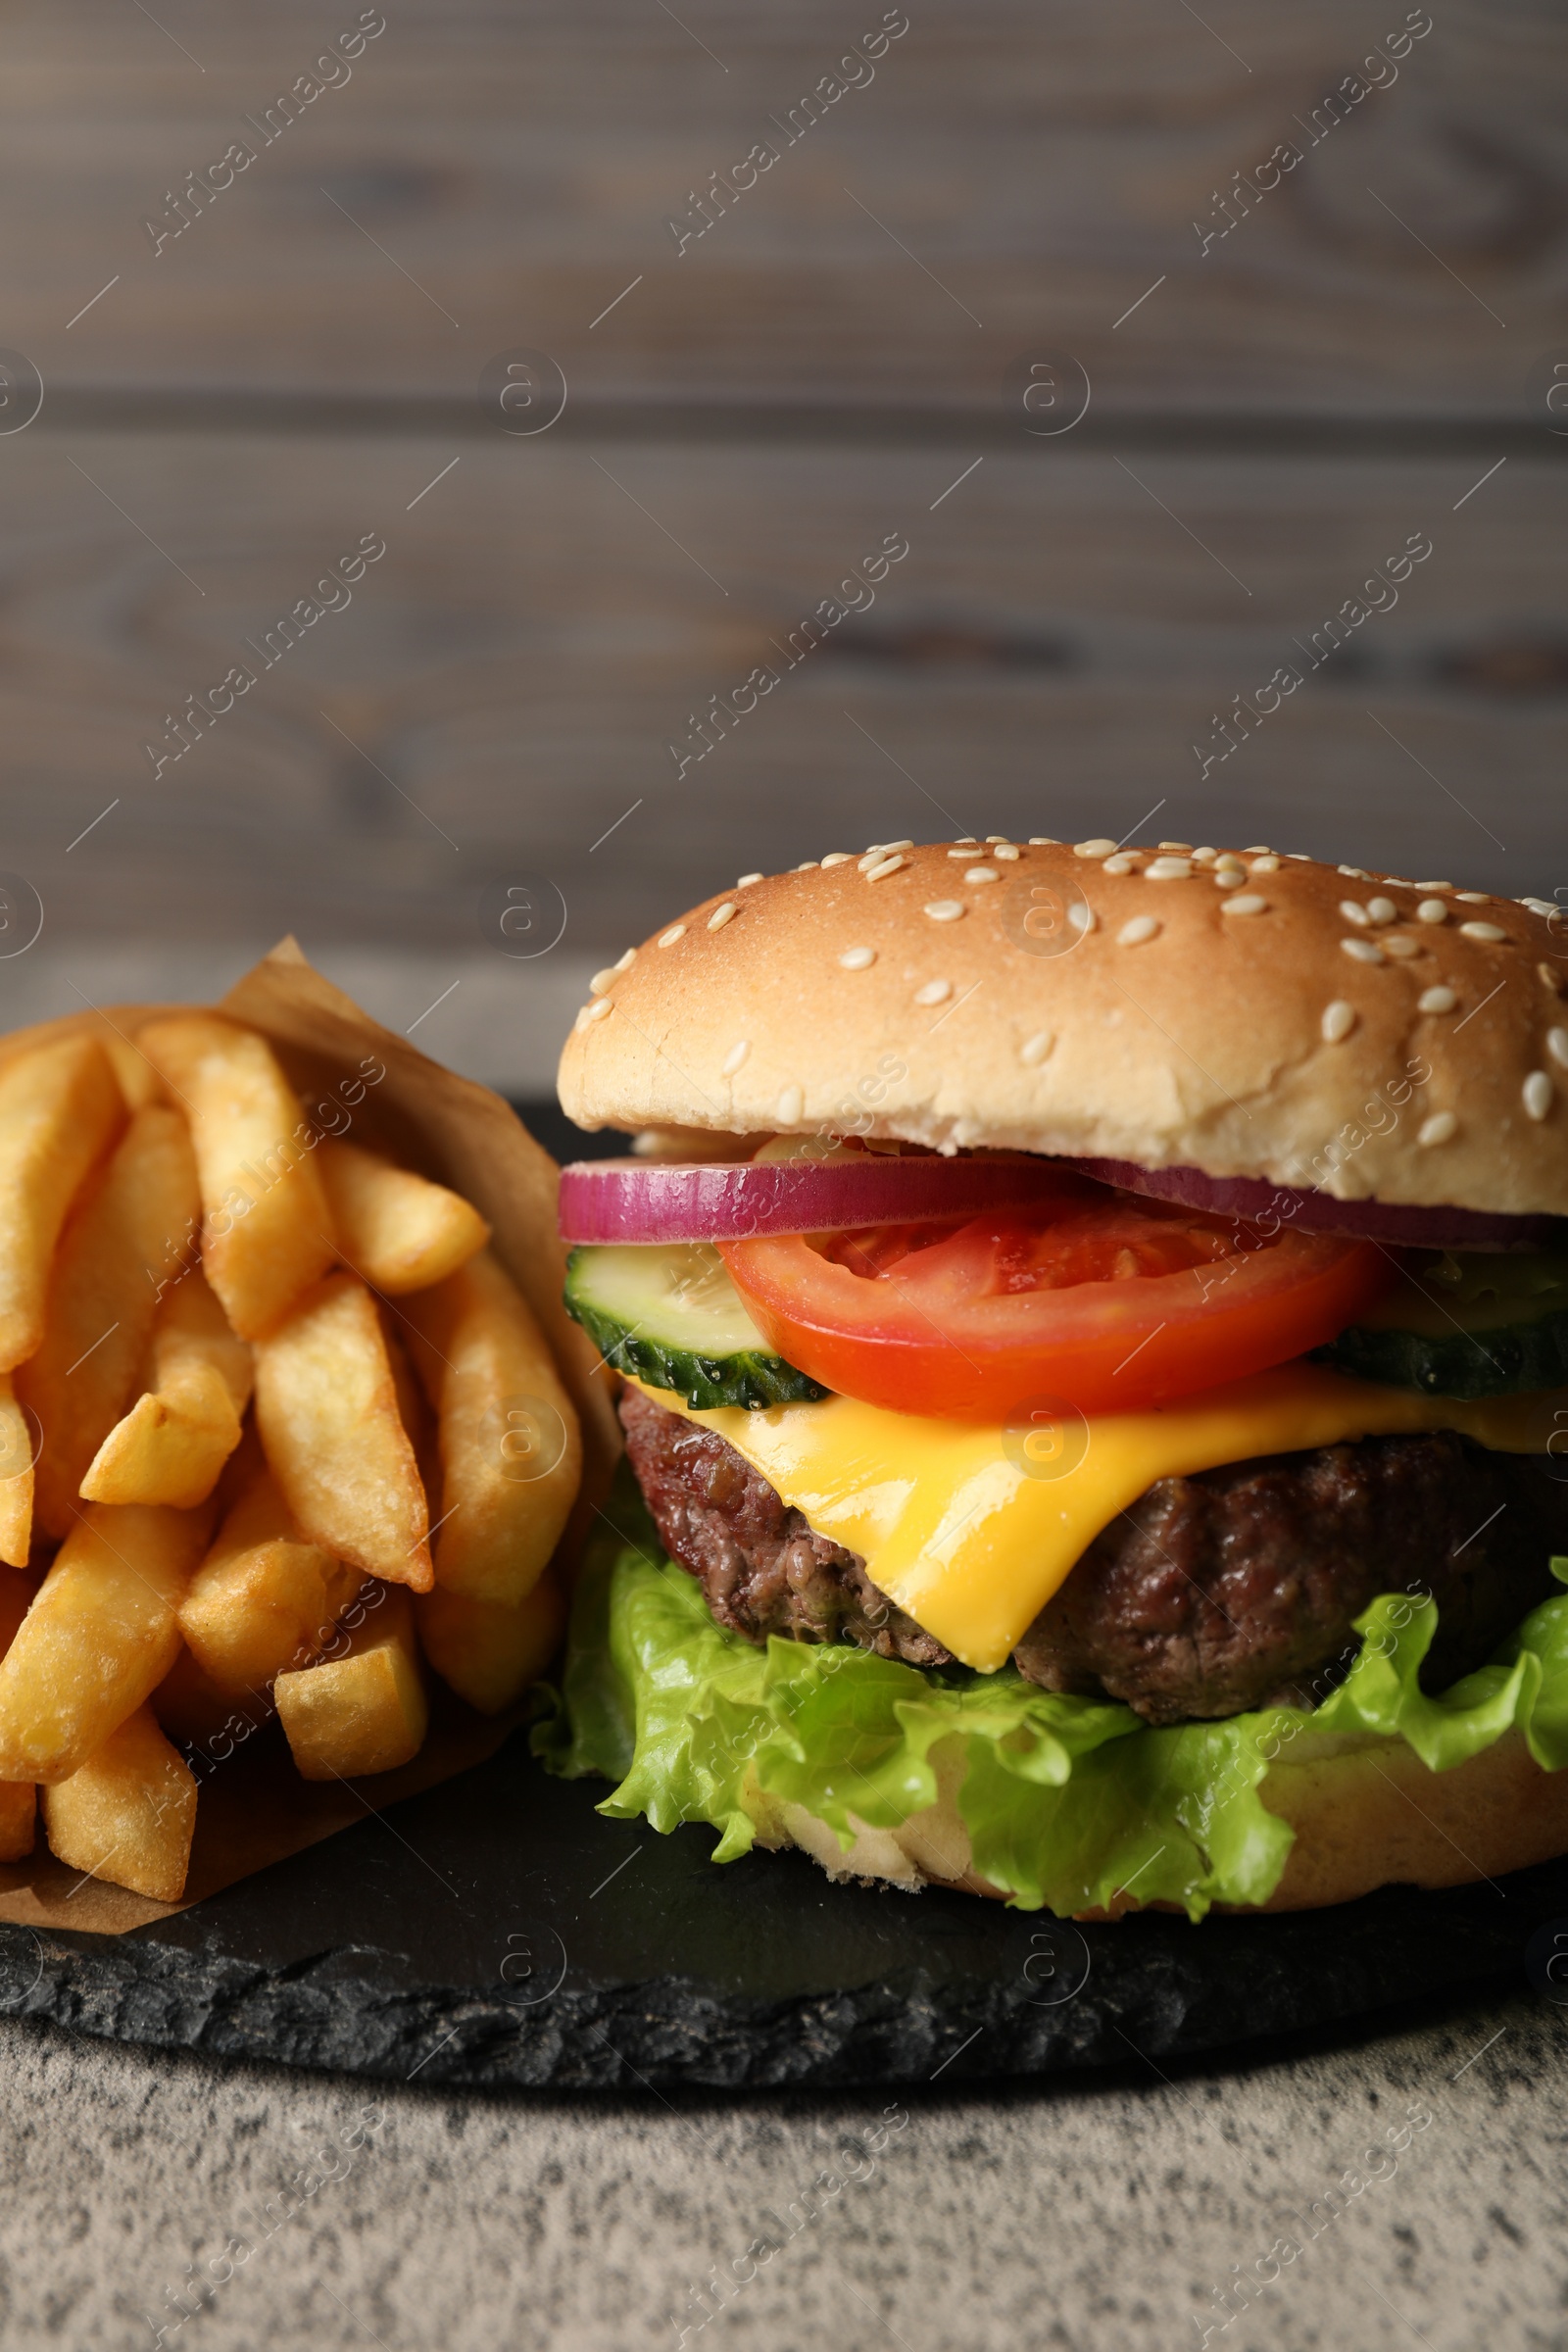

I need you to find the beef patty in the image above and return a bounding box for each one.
[618,1385,1568,1725]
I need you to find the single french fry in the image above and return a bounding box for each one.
[80,1268,251,1509]
[0,1034,123,1372]
[0,1374,35,1569]
[415,1570,564,1715]
[42,1704,195,1902]
[254,1274,431,1590]
[135,1016,335,1340]
[401,1250,581,1605]
[320,1138,489,1294]
[274,1582,428,1779]
[0,1500,213,1782]
[179,1461,360,1694]
[19,1106,203,1539]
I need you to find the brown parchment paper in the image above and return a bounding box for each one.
[0,939,621,1936]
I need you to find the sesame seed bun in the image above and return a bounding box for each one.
[771,1724,1568,1916]
[558,840,1568,1219]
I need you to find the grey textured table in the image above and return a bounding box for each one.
[2,1989,1561,2351]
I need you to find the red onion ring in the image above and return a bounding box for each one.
[557,1153,1077,1245]
[1062,1156,1559,1253]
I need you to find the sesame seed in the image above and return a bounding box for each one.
[923,900,964,923]
[1117,914,1160,946]
[708,902,737,930]
[914,978,953,1005]
[1019,1030,1054,1065]
[1028,836,1060,846]
[1250,856,1281,874]
[658,924,686,948]
[1067,904,1098,936]
[1221,894,1268,916]
[1340,900,1371,927]
[1366,897,1396,925]
[993,844,1021,861]
[1192,848,1218,864]
[839,946,876,970]
[1456,891,1491,905]
[820,853,853,868]
[1519,897,1557,917]
[584,997,613,1024]
[985,834,1010,845]
[1418,985,1458,1013]
[1339,864,1371,879]
[614,947,637,970]
[1523,1071,1554,1122]
[1157,841,1193,854]
[948,847,977,858]
[1459,920,1507,943]
[776,1085,805,1125]
[1540,962,1566,996]
[1546,1027,1568,1069]
[1073,838,1118,858]
[1415,881,1452,893]
[722,1040,750,1076]
[864,854,906,882]
[1245,846,1272,856]
[1418,1111,1458,1148]
[796,860,819,870]
[1145,857,1193,881]
[736,872,763,888]
[964,865,1000,884]
[881,840,915,854]
[1383,935,1421,958]
[1102,854,1142,876]
[1321,1000,1357,1043]
[1416,900,1448,924]
[1341,938,1385,963]
[1286,853,1312,861]
[588,968,618,996]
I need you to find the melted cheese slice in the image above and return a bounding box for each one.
[630,1367,1566,1672]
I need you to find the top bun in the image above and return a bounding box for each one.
[558,838,1568,1217]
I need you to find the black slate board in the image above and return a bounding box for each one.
[0,1731,1560,2092]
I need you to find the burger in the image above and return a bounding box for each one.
[541,835,1568,1918]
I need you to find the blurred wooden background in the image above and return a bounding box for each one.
[1,0,1564,1086]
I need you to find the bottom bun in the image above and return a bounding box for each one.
[765,1729,1568,1917]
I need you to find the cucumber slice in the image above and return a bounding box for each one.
[564,1242,827,1410]
[1316,1249,1568,1398]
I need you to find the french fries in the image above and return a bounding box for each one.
[179,1460,360,1695]
[136,1016,335,1340]
[0,1501,213,1782]
[0,1002,579,1905]
[42,1705,195,1903]
[416,1571,564,1715]
[19,1105,203,1539]
[0,1375,35,1569]
[81,1268,252,1509]
[254,1274,432,1590]
[400,1250,581,1606]
[320,1138,489,1294]
[0,1035,123,1373]
[274,1582,427,1779]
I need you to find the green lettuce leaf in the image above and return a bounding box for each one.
[534,1476,1568,1920]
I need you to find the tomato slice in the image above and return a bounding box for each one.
[718,1180,1392,1419]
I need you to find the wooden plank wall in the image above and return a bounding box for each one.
[1,0,1563,1078]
